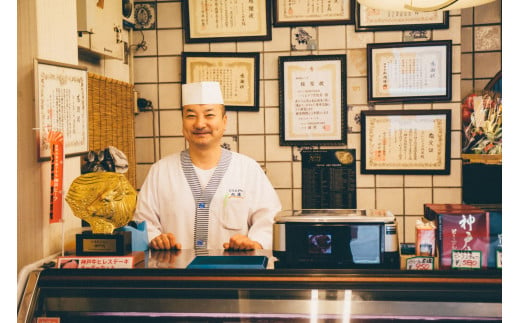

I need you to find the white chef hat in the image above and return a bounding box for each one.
[182,81,224,106]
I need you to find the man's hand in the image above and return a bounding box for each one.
[150,233,182,250]
[223,234,263,250]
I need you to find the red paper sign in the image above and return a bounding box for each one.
[48,131,64,223]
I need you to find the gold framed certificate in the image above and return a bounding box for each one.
[361,109,451,174]
[279,55,347,146]
[273,0,354,26]
[182,52,260,111]
[355,3,449,32]
[34,58,88,161]
[182,0,271,43]
[367,40,452,103]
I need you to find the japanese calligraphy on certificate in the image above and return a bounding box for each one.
[367,41,451,103]
[279,55,346,146]
[182,52,259,111]
[274,0,353,26]
[35,59,88,161]
[361,110,450,174]
[184,0,270,42]
[356,4,448,31]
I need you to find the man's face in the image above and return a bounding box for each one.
[182,104,227,149]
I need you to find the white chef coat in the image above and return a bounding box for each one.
[133,149,282,250]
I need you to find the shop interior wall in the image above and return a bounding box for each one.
[17,0,502,272]
[17,0,132,272]
[132,0,500,246]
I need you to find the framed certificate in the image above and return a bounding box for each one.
[279,55,346,146]
[181,0,271,43]
[273,0,354,26]
[34,58,89,161]
[182,52,260,111]
[361,109,451,174]
[367,40,452,103]
[355,3,449,32]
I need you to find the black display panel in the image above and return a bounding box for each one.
[301,149,356,209]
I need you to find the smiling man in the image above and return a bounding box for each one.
[133,81,281,251]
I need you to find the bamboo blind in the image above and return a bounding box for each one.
[87,73,136,187]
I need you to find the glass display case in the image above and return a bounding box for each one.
[18,250,502,322]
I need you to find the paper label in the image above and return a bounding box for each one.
[37,318,60,323]
[497,249,502,269]
[406,256,434,270]
[451,250,482,269]
[58,256,134,269]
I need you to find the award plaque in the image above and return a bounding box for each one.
[66,172,138,256]
[76,231,131,256]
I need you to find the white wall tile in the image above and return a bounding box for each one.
[347,77,367,105]
[404,175,432,187]
[318,26,346,50]
[264,27,291,52]
[376,188,404,215]
[134,110,156,137]
[158,83,181,109]
[238,109,265,134]
[158,110,183,136]
[357,188,376,210]
[266,135,292,161]
[158,56,181,82]
[135,138,156,163]
[346,25,374,49]
[277,188,294,211]
[210,42,237,52]
[133,30,157,56]
[134,57,158,83]
[265,107,280,134]
[433,159,462,187]
[264,80,279,107]
[134,83,158,111]
[404,188,433,215]
[239,135,265,161]
[156,1,182,29]
[224,111,238,136]
[433,188,462,204]
[157,29,183,55]
[376,175,404,187]
[346,49,367,77]
[266,162,293,188]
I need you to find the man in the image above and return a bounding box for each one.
[133,81,281,251]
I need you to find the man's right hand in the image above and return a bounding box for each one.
[150,233,182,250]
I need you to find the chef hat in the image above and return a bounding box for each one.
[182,81,224,106]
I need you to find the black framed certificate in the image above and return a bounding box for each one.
[301,149,356,209]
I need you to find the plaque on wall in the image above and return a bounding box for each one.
[301,149,356,209]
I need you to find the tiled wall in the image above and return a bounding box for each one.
[132,1,500,244]
[460,0,502,97]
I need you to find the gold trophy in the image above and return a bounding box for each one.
[66,171,137,255]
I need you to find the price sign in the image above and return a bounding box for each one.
[496,249,502,269]
[406,256,434,270]
[451,250,482,269]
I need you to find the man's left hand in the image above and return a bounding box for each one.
[223,234,262,250]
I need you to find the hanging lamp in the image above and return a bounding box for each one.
[356,0,496,12]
